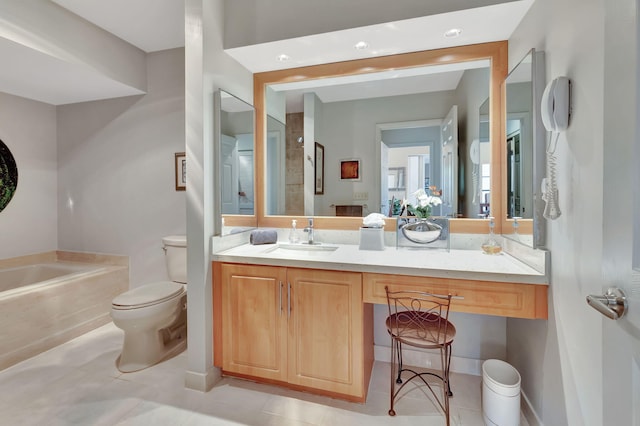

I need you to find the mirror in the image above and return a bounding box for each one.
[254,42,507,234]
[503,49,546,247]
[265,62,490,219]
[476,98,491,218]
[217,89,257,235]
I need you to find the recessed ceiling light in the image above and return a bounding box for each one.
[277,54,290,62]
[444,28,462,38]
[354,41,369,50]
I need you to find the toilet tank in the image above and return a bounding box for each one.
[162,235,187,284]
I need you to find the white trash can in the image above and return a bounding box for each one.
[482,359,521,426]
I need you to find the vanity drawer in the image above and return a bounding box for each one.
[363,272,547,319]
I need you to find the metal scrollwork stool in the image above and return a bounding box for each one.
[385,286,456,425]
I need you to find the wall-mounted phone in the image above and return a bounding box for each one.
[541,76,571,132]
[469,139,480,165]
[540,76,570,220]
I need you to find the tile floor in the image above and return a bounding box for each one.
[0,323,527,425]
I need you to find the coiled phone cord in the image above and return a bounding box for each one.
[542,132,562,220]
[472,163,480,204]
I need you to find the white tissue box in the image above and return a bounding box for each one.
[359,227,385,251]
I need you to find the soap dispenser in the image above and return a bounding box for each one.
[289,219,299,243]
[481,216,502,255]
[512,216,522,240]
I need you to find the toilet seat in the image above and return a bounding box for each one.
[112,282,185,310]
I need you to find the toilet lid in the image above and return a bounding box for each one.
[112,281,184,309]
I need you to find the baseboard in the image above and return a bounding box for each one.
[374,345,483,376]
[185,366,222,392]
[521,390,544,426]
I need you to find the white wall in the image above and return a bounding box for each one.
[506,0,604,424]
[185,0,253,391]
[0,93,57,259]
[0,1,146,102]
[57,48,186,287]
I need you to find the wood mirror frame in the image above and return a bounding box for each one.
[254,41,507,234]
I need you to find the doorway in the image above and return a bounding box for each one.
[378,120,442,216]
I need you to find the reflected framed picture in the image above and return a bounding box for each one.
[315,142,325,194]
[175,152,186,191]
[340,158,361,181]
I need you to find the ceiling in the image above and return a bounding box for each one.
[0,0,185,105]
[225,1,533,73]
[51,0,185,53]
[0,0,533,106]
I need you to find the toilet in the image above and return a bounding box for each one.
[111,235,187,373]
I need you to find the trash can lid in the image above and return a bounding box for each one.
[482,359,521,397]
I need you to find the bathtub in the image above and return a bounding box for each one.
[0,262,102,295]
[0,252,128,371]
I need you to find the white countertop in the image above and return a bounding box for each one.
[213,242,548,285]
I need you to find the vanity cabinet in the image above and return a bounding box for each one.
[362,272,548,319]
[216,263,374,401]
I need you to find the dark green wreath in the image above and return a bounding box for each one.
[0,139,18,213]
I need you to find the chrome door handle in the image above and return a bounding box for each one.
[279,281,283,315]
[586,287,628,320]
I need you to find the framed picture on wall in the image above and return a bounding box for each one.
[340,158,361,181]
[175,152,186,191]
[315,142,325,194]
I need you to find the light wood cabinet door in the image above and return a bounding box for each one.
[286,268,364,396]
[221,264,288,381]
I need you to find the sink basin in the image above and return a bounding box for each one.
[263,243,339,255]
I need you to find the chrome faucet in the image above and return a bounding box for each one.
[303,218,314,244]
